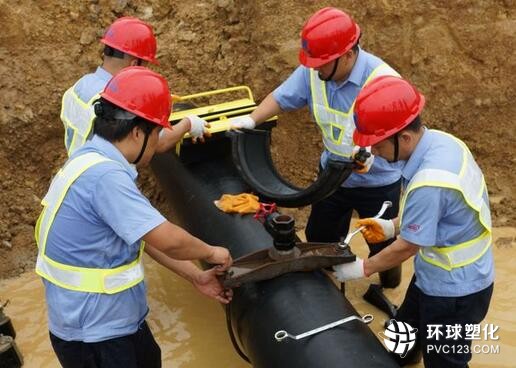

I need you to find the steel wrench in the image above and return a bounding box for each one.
[338,200,392,249]
[274,314,373,342]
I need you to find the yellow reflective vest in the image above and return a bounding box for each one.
[60,83,99,156]
[400,130,492,271]
[310,63,400,158]
[35,152,145,294]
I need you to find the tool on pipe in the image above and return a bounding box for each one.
[274,314,374,342]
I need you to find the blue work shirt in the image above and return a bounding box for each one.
[400,129,494,297]
[273,47,403,188]
[43,135,166,342]
[64,67,112,150]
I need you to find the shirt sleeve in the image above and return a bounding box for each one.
[272,66,310,110]
[92,168,166,245]
[400,186,446,247]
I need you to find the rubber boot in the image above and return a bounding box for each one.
[363,284,397,318]
[379,265,402,289]
[369,242,402,288]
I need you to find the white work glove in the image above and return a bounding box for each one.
[230,115,256,130]
[352,146,374,174]
[332,258,365,282]
[187,115,211,142]
[355,218,395,244]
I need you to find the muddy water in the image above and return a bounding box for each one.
[1,226,514,367]
[0,258,247,368]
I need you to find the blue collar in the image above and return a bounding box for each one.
[326,47,365,89]
[346,47,366,87]
[94,66,113,84]
[85,135,138,180]
[402,128,431,182]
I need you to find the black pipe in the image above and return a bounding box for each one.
[150,135,398,368]
[228,128,353,207]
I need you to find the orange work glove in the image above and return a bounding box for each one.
[214,193,261,214]
[355,218,395,244]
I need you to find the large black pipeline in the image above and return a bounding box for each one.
[150,136,398,368]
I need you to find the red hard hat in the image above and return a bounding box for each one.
[299,7,361,68]
[353,76,425,146]
[101,17,159,64]
[101,66,172,128]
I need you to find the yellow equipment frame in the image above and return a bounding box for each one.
[169,85,276,155]
[170,86,256,135]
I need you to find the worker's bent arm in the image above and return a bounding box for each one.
[144,245,202,283]
[250,93,283,125]
[363,237,419,277]
[155,118,190,153]
[144,244,233,304]
[143,221,214,261]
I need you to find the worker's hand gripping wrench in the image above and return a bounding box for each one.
[274,314,373,342]
[338,200,392,249]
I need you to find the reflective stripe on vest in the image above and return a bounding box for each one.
[35,152,145,294]
[399,130,492,271]
[310,63,400,158]
[60,84,99,156]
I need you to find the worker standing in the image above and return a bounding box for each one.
[226,7,403,287]
[61,16,208,157]
[36,66,232,368]
[333,76,494,367]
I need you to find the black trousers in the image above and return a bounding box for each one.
[49,321,161,368]
[395,277,494,368]
[305,179,402,287]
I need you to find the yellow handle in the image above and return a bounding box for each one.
[173,86,254,104]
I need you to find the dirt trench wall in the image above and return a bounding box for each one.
[0,0,514,278]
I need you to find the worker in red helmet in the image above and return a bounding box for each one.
[220,7,403,289]
[37,67,233,368]
[61,16,209,156]
[334,76,494,367]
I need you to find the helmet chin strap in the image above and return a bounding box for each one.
[132,129,151,165]
[319,57,340,81]
[389,133,400,163]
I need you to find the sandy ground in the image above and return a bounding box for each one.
[1,225,514,367]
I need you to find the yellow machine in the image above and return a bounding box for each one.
[171,86,256,133]
[170,86,277,155]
